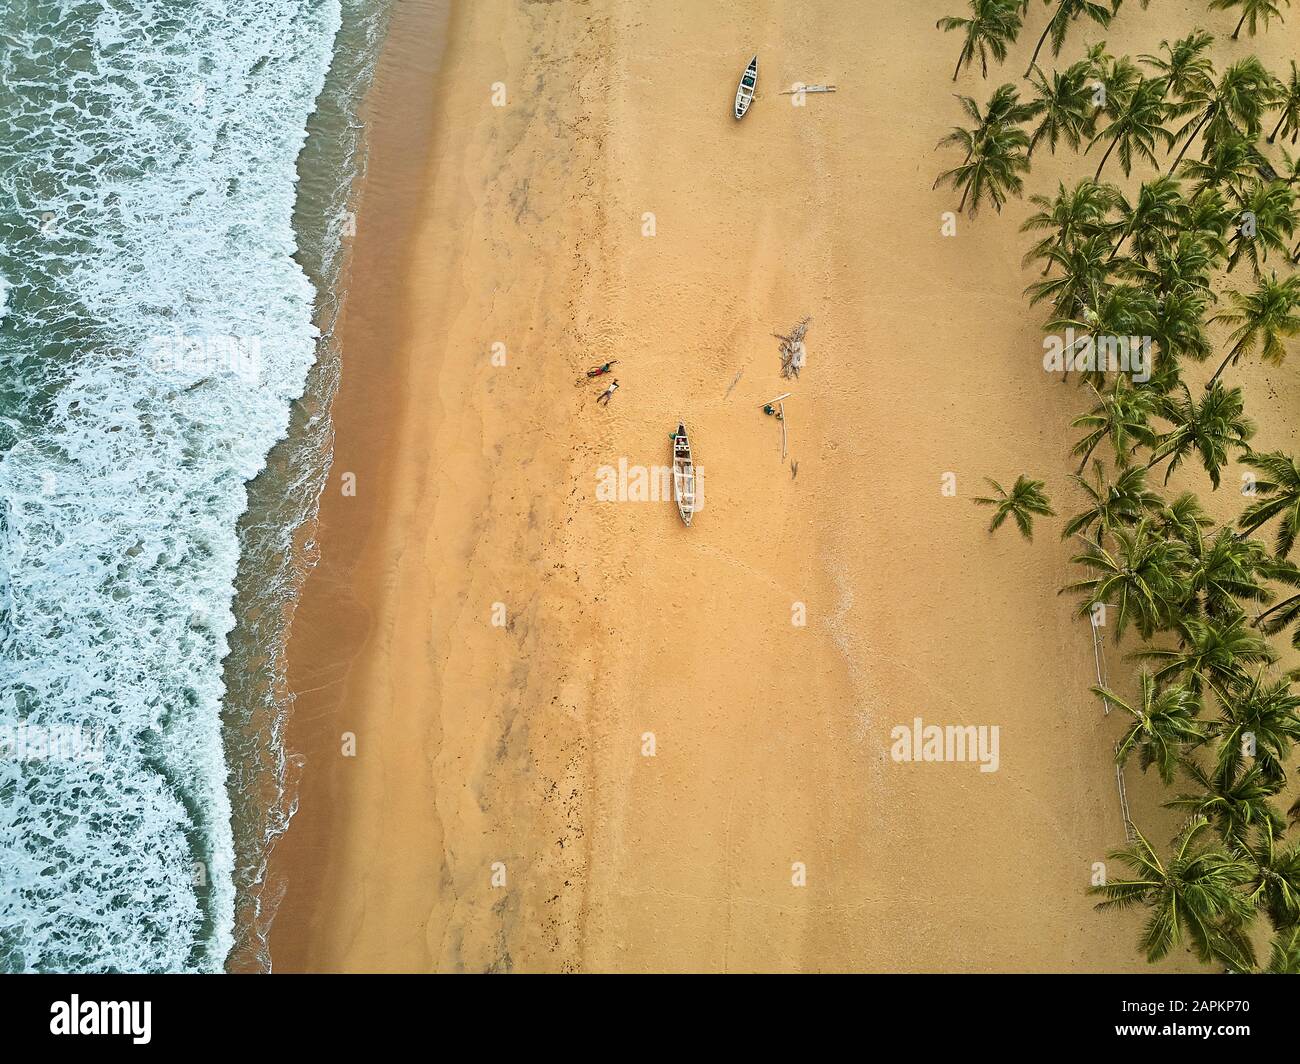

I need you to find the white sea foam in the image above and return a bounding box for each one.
[0,0,342,971]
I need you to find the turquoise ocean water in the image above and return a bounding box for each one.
[0,0,389,971]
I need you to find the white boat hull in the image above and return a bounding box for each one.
[735,56,757,119]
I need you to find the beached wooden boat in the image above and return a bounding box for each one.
[734,56,757,119]
[672,422,696,526]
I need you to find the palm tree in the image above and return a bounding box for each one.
[1054,288,1160,389]
[941,81,1037,164]
[1023,0,1118,78]
[1088,76,1174,180]
[1078,38,1116,82]
[1141,30,1217,110]
[1096,52,1144,124]
[1254,592,1300,649]
[1136,613,1278,694]
[1064,520,1190,639]
[1180,132,1256,199]
[1168,58,1276,175]
[1210,669,1300,778]
[1062,460,1163,543]
[1147,382,1254,487]
[977,79,1040,125]
[1154,491,1232,543]
[1268,61,1300,144]
[1209,0,1291,40]
[1180,527,1273,618]
[1090,817,1256,967]
[1122,229,1219,297]
[1025,233,1113,310]
[1249,556,1300,651]
[1106,175,1185,263]
[1226,180,1298,275]
[1136,358,1183,397]
[1146,284,1215,367]
[1238,451,1300,556]
[1024,63,1093,157]
[935,87,1033,216]
[938,0,1025,81]
[1170,761,1286,847]
[1206,273,1300,386]
[1278,145,1300,187]
[1157,490,1214,544]
[973,475,1055,538]
[1266,924,1300,971]
[1095,671,1204,783]
[1181,186,1236,263]
[1021,181,1119,273]
[1069,379,1159,470]
[1240,825,1300,929]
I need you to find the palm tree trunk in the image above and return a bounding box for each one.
[1206,344,1241,389]
[1233,10,1248,40]
[1107,217,1136,263]
[959,182,971,214]
[1077,436,1103,473]
[1095,136,1119,181]
[953,49,964,82]
[1168,109,1211,175]
[1253,593,1300,628]
[1268,108,1288,143]
[1024,18,1054,78]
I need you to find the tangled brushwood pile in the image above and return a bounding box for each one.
[775,317,811,379]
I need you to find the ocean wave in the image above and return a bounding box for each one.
[0,0,343,972]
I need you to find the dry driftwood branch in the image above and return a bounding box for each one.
[775,317,811,379]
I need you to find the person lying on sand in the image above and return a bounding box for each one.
[596,380,619,405]
[586,360,618,377]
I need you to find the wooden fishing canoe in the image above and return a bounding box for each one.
[672,422,696,526]
[735,56,757,119]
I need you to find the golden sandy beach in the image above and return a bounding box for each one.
[265,0,1300,972]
